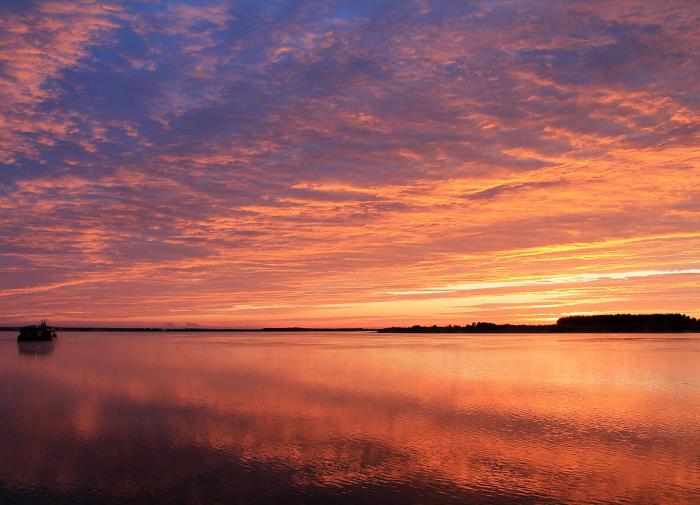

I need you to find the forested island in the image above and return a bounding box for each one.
[378,313,700,333]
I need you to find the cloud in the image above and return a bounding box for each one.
[388,269,700,296]
[465,180,568,201]
[1,0,699,324]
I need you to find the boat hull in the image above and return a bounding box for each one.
[17,327,57,342]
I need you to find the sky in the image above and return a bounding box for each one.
[1,0,699,327]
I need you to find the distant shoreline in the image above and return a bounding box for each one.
[378,314,700,333]
[2,314,700,333]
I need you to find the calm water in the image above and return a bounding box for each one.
[0,331,698,504]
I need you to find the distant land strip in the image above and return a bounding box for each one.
[378,314,700,333]
[2,314,700,333]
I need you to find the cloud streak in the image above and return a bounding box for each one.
[389,269,700,296]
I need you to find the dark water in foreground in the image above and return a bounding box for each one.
[0,331,698,504]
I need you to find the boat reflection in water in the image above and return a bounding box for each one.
[17,340,56,357]
[0,331,698,504]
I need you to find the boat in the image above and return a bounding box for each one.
[17,319,57,342]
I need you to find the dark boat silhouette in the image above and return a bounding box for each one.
[17,319,57,342]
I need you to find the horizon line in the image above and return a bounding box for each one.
[3,312,698,332]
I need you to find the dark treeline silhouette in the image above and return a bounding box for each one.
[378,313,700,333]
[555,313,699,332]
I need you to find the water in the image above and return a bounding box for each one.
[1,331,698,504]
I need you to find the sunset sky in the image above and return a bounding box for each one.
[1,0,699,327]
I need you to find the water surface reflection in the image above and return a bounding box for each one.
[0,331,698,504]
[17,341,56,357]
